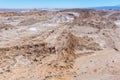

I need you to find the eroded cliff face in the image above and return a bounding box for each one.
[0,9,120,80]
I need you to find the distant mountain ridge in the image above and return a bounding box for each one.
[91,5,120,10]
[0,6,120,11]
[0,8,64,12]
[0,9,29,12]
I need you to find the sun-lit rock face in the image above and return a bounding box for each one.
[0,9,120,80]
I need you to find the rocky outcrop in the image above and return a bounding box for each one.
[0,9,120,80]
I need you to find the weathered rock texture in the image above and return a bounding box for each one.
[0,9,120,80]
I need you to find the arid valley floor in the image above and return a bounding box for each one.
[0,9,120,80]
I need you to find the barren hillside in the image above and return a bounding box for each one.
[0,9,120,80]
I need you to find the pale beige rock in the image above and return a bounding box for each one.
[0,9,120,80]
